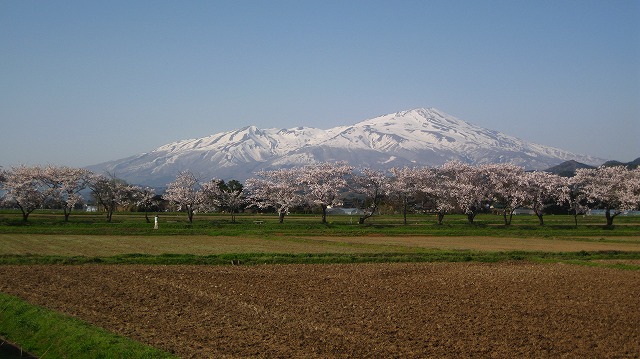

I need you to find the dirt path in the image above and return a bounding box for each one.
[1,263,638,358]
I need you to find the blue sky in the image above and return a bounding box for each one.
[1,0,639,167]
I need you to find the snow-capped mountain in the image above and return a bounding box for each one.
[87,108,604,186]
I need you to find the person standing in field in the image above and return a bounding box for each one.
[154,215,159,230]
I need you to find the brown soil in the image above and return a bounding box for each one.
[0,263,638,358]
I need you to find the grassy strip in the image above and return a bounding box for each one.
[2,222,639,238]
[2,213,640,237]
[0,292,178,359]
[1,250,639,267]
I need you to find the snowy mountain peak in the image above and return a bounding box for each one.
[87,108,604,186]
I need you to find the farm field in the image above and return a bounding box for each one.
[1,212,640,357]
[1,263,639,358]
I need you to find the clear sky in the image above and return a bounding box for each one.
[1,0,639,168]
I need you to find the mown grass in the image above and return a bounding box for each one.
[2,211,640,237]
[0,292,178,359]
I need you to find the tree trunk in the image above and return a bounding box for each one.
[402,196,408,225]
[466,212,475,224]
[321,205,327,224]
[503,209,514,226]
[105,201,115,222]
[144,208,150,223]
[536,213,544,226]
[17,204,29,222]
[605,208,617,227]
[278,210,285,224]
[187,209,194,223]
[359,208,375,225]
[437,212,444,225]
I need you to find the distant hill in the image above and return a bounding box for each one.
[602,158,640,169]
[544,160,595,177]
[545,157,640,177]
[602,160,626,167]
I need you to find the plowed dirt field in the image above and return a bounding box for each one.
[1,262,638,358]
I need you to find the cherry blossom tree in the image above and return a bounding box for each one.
[299,162,353,223]
[42,166,92,222]
[389,167,423,225]
[427,163,460,225]
[131,186,158,223]
[198,179,222,211]
[444,161,491,224]
[88,173,137,222]
[217,180,246,223]
[245,168,304,223]
[484,164,526,225]
[522,171,568,226]
[0,165,47,221]
[632,168,640,210]
[566,177,590,227]
[573,166,639,226]
[164,170,201,223]
[351,168,389,224]
[198,179,245,222]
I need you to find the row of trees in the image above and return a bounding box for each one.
[162,161,639,226]
[0,166,156,222]
[246,162,639,226]
[0,165,244,223]
[1,162,639,226]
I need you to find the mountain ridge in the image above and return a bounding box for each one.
[87,108,605,186]
[545,157,640,177]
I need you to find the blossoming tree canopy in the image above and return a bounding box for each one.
[572,166,640,226]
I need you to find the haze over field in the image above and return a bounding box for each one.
[1,1,638,168]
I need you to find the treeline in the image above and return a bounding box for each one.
[1,162,639,226]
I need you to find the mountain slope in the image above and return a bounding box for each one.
[87,108,604,186]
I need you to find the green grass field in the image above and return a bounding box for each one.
[1,211,639,266]
[2,210,640,236]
